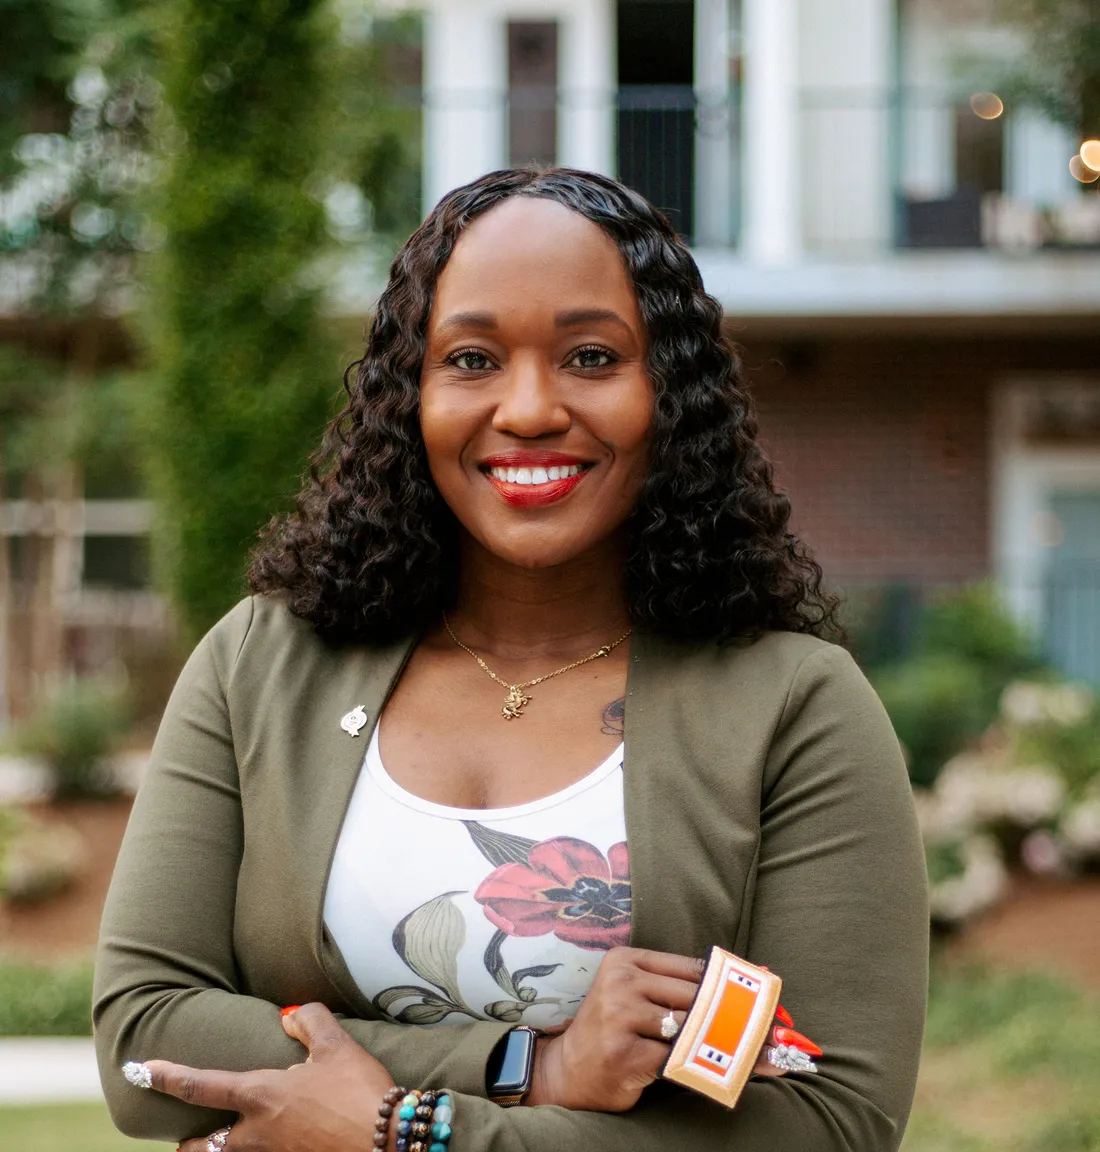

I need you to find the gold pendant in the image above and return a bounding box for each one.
[501,685,531,720]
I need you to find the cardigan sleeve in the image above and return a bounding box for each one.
[93,601,512,1141]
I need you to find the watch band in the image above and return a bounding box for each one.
[487,1026,538,1106]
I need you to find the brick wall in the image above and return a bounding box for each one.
[739,335,1100,587]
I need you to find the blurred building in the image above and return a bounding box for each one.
[402,0,1100,677]
[3,0,1100,726]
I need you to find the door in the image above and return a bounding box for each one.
[1043,490,1100,683]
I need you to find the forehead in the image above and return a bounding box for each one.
[429,197,640,326]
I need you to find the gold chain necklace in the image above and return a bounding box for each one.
[442,614,632,720]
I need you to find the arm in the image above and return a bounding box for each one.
[93,600,512,1141]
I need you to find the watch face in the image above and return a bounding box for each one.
[488,1028,536,1095]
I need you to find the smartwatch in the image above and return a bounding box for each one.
[486,1026,538,1106]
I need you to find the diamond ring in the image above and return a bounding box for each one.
[766,1043,818,1074]
[660,1009,680,1040]
[206,1127,232,1152]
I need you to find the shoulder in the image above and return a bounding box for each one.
[199,593,412,687]
[636,628,857,701]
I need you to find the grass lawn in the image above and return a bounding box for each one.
[0,1102,165,1152]
[903,957,1100,1152]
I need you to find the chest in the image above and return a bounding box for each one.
[377,642,628,809]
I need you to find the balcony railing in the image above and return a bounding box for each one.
[439,84,1099,254]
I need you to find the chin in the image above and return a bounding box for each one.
[475,523,602,571]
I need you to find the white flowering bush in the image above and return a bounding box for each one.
[916,678,1100,928]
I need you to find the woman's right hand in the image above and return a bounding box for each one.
[526,947,705,1112]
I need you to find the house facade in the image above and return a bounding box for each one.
[3,0,1100,728]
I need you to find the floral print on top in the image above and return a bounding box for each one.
[323,726,629,1030]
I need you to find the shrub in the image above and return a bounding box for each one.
[872,654,990,788]
[0,960,93,1036]
[6,676,130,799]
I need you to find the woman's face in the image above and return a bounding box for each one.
[420,197,653,571]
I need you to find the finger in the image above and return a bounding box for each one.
[628,949,706,983]
[141,1061,247,1111]
[177,1126,234,1152]
[635,972,701,1012]
[280,1001,351,1061]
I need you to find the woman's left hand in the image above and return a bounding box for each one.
[142,1003,395,1152]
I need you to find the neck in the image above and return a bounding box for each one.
[446,533,632,660]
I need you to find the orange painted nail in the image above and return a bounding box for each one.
[776,1004,794,1028]
[775,1027,822,1057]
[280,1005,301,1017]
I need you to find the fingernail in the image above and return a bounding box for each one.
[122,1061,152,1089]
[774,1028,823,1057]
[281,1005,301,1017]
[776,1004,794,1027]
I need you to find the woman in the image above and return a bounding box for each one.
[94,167,928,1151]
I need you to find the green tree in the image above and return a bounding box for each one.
[1003,0,1100,139]
[141,0,344,641]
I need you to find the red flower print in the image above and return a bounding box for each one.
[474,837,631,950]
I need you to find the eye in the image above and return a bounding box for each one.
[446,349,495,372]
[568,345,617,370]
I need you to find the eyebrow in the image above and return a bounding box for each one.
[435,308,634,336]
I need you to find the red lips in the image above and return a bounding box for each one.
[481,450,592,508]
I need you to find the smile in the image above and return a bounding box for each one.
[488,464,585,485]
[480,457,593,508]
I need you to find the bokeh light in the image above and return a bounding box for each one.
[1070,154,1100,184]
[969,91,1004,120]
[1080,139,1100,173]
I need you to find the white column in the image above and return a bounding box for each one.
[422,2,507,215]
[558,0,615,175]
[694,0,733,247]
[740,0,800,265]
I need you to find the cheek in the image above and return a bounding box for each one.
[419,386,472,480]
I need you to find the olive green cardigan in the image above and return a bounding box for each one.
[93,595,928,1150]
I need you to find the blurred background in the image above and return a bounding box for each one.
[1,0,1099,1148]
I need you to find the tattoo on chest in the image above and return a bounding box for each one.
[601,697,625,736]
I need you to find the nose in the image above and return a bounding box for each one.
[491,353,571,438]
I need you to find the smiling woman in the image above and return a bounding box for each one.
[93,168,928,1152]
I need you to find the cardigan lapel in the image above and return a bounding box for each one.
[298,634,419,1018]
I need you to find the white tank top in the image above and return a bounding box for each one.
[324,726,630,1030]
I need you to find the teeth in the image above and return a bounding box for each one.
[489,464,584,485]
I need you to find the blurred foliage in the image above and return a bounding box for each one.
[857,584,1044,788]
[1013,696,1100,802]
[137,0,372,640]
[903,960,1100,1152]
[5,675,130,799]
[0,344,144,498]
[0,804,86,901]
[0,0,159,316]
[873,654,991,789]
[0,958,93,1035]
[999,0,1100,138]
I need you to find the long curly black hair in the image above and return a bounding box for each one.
[249,167,840,646]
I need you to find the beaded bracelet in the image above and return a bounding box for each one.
[377,1086,454,1152]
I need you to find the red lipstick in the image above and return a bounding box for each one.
[480,450,592,509]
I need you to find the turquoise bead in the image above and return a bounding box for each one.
[436,1094,452,1110]
[431,1105,453,1124]
[429,1144,448,1152]
[431,1122,452,1141]
[399,1104,416,1120]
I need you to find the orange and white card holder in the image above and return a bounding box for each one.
[661,946,783,1108]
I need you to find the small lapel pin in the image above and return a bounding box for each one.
[340,705,368,737]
